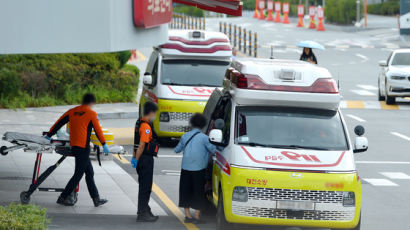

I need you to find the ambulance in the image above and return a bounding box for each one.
[140,30,232,138]
[204,59,368,230]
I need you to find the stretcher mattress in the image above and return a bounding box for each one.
[3,132,51,145]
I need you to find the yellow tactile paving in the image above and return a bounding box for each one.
[379,101,399,110]
[345,100,365,109]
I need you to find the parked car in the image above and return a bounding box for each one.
[378,49,410,104]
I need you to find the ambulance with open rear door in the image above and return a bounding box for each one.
[204,58,368,230]
[140,30,232,139]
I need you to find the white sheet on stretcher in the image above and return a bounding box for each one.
[3,132,51,145]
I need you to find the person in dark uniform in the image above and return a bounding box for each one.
[300,47,318,64]
[45,93,109,207]
[132,102,159,222]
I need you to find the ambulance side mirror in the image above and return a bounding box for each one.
[143,73,153,86]
[353,125,368,153]
[379,60,387,67]
[209,129,223,145]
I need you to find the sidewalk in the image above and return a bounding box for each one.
[0,145,167,216]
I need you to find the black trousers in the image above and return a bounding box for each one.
[137,154,154,214]
[178,169,206,210]
[61,146,99,199]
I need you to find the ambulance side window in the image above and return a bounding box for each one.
[151,60,158,86]
[207,97,231,145]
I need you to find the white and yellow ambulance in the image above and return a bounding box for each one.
[204,59,368,230]
[140,30,232,138]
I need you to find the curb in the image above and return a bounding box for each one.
[98,111,139,119]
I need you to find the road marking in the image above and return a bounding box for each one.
[380,172,410,180]
[355,53,369,63]
[391,132,410,141]
[346,114,366,122]
[357,84,377,91]
[362,178,398,187]
[152,183,199,230]
[350,89,376,96]
[158,155,183,158]
[112,154,130,164]
[345,100,365,109]
[357,161,410,164]
[380,101,399,110]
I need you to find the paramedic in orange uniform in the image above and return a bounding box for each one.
[45,93,109,207]
[132,102,159,222]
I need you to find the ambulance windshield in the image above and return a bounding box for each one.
[161,59,230,87]
[236,107,348,151]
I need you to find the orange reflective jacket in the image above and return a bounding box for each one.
[48,105,106,148]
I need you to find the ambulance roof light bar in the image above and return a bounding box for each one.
[228,70,339,94]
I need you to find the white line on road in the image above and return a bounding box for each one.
[357,84,378,91]
[380,172,410,180]
[346,114,366,122]
[363,178,398,187]
[350,89,376,96]
[357,161,410,164]
[355,53,369,63]
[391,132,410,141]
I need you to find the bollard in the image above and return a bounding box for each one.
[249,31,252,56]
[254,33,258,58]
[234,25,237,48]
[229,24,232,43]
[184,16,187,29]
[219,22,222,32]
[243,28,247,54]
[224,22,227,34]
[202,17,206,30]
[297,5,305,27]
[239,27,242,51]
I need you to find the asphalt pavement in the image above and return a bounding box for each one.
[1,14,410,230]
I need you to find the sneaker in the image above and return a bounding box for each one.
[148,210,159,219]
[137,212,159,222]
[184,217,194,223]
[92,197,108,207]
[56,196,75,206]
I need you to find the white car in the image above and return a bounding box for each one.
[378,49,410,104]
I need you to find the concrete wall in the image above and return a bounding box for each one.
[0,0,168,54]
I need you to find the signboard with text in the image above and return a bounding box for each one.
[133,0,172,28]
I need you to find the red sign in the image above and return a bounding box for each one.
[283,3,290,14]
[309,6,316,17]
[133,0,172,28]
[267,0,274,10]
[274,1,281,12]
[259,0,265,9]
[317,7,324,19]
[297,4,304,16]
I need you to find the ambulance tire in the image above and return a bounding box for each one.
[0,146,8,156]
[20,191,30,205]
[216,188,232,230]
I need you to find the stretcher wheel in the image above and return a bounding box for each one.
[0,146,8,156]
[20,191,30,204]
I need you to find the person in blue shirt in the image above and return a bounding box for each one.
[174,113,216,224]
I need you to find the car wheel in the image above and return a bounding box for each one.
[385,95,396,105]
[378,80,385,101]
[216,188,232,230]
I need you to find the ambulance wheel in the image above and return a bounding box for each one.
[20,191,30,205]
[0,146,8,156]
[216,189,232,230]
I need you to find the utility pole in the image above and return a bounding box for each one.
[305,0,308,15]
[364,0,367,27]
[356,0,361,25]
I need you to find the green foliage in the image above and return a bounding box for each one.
[174,4,205,17]
[325,0,362,25]
[0,203,50,230]
[368,0,400,16]
[0,52,139,109]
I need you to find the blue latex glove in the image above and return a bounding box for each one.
[131,157,138,168]
[43,135,51,140]
[103,144,110,154]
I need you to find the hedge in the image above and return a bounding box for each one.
[0,203,50,230]
[0,51,139,109]
[173,4,205,17]
[325,0,362,25]
[367,0,400,16]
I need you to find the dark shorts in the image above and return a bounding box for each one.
[178,169,206,210]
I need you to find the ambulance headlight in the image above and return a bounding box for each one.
[159,112,170,122]
[232,186,248,202]
[342,192,355,207]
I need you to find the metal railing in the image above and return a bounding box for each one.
[219,22,257,58]
[170,13,206,30]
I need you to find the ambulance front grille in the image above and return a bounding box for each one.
[167,125,191,133]
[169,112,193,121]
[248,187,344,204]
[231,206,355,221]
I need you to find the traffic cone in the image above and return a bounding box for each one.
[309,17,316,29]
[297,16,304,27]
[259,8,265,20]
[283,13,290,24]
[274,11,281,23]
[317,18,325,31]
[253,0,259,18]
[267,9,274,21]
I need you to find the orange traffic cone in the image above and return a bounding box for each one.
[317,18,325,31]
[259,8,265,20]
[253,0,259,18]
[309,17,316,29]
[283,13,290,24]
[274,11,281,23]
[267,9,274,21]
[297,16,304,27]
